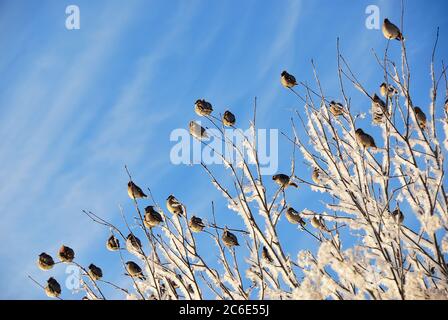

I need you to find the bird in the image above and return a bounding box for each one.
[414,107,427,129]
[355,128,377,149]
[222,110,236,127]
[310,216,327,231]
[272,174,298,188]
[372,93,388,124]
[262,246,273,263]
[106,235,120,251]
[58,245,75,263]
[380,82,398,97]
[222,227,240,248]
[126,234,142,252]
[166,195,184,216]
[311,168,321,185]
[445,97,448,113]
[391,208,404,224]
[189,216,206,233]
[127,181,147,200]
[285,207,306,226]
[189,121,208,140]
[88,264,103,280]
[195,99,213,116]
[382,18,404,41]
[38,253,55,271]
[280,70,297,88]
[144,205,164,228]
[125,261,146,280]
[329,101,344,116]
[45,277,61,298]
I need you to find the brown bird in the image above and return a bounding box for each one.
[106,235,120,251]
[414,107,427,129]
[311,168,321,185]
[355,128,377,149]
[88,264,103,280]
[126,234,142,252]
[222,227,239,248]
[262,246,273,263]
[195,99,213,116]
[329,101,344,116]
[45,277,61,298]
[382,18,404,41]
[58,245,75,263]
[272,174,298,188]
[189,216,206,233]
[166,195,184,216]
[372,93,388,124]
[380,82,398,97]
[189,121,208,140]
[445,97,448,113]
[222,110,236,127]
[310,216,327,231]
[285,207,306,226]
[127,181,147,200]
[125,261,146,280]
[391,208,404,224]
[38,253,55,271]
[144,206,164,228]
[280,70,297,88]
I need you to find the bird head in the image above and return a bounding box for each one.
[355,128,364,135]
[167,195,174,200]
[281,70,287,76]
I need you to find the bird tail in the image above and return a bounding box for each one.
[288,182,298,188]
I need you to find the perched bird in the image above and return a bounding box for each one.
[189,216,206,233]
[310,216,327,231]
[329,101,344,116]
[144,205,164,228]
[38,253,55,271]
[222,110,236,127]
[88,264,103,280]
[189,121,208,140]
[222,227,240,248]
[414,107,427,129]
[382,18,404,41]
[311,168,321,185]
[125,261,146,280]
[372,93,388,124]
[445,97,448,113]
[285,207,306,226]
[380,82,398,97]
[166,195,184,216]
[195,99,213,116]
[45,277,61,298]
[126,234,142,252]
[262,246,273,263]
[391,208,404,224]
[58,245,75,263]
[280,70,297,88]
[355,128,377,149]
[106,235,120,251]
[127,181,147,200]
[272,174,298,188]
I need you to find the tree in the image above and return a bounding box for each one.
[30,14,448,300]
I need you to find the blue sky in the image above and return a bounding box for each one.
[0,0,447,299]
